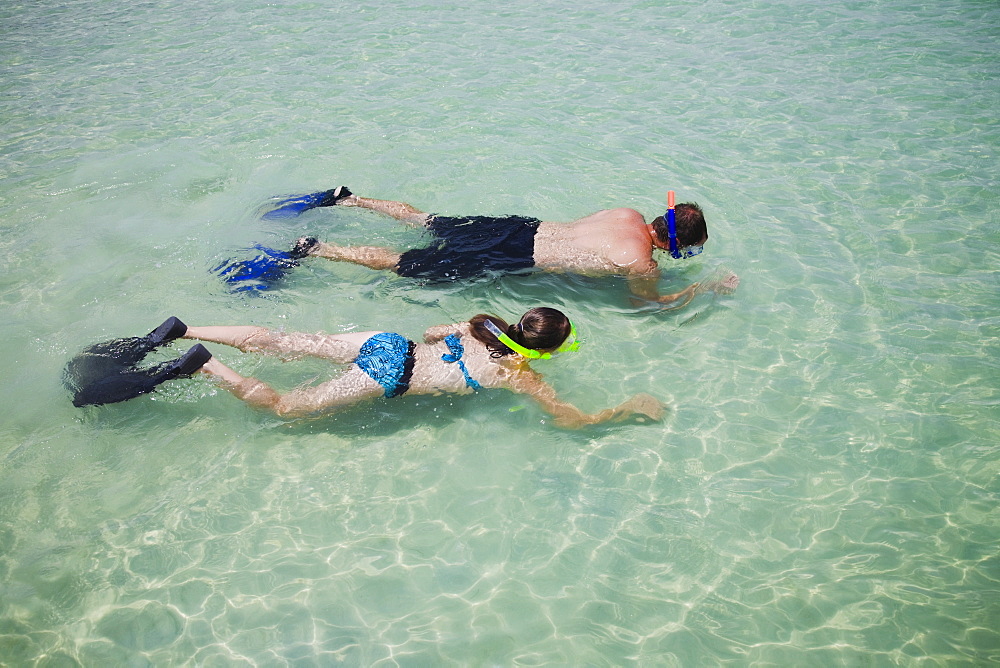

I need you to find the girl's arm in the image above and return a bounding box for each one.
[423,322,468,344]
[506,367,664,429]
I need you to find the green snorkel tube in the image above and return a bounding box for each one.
[482,319,580,360]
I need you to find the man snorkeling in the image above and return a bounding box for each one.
[245,185,739,308]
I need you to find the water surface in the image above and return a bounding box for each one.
[1,0,998,664]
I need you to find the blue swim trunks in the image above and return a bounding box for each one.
[395,215,541,282]
[354,333,417,398]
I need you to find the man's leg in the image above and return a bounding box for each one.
[338,193,430,226]
[262,185,430,225]
[301,239,403,272]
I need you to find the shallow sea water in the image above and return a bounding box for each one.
[1,0,998,665]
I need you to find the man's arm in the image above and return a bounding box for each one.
[627,268,739,309]
[506,367,663,429]
[626,270,700,309]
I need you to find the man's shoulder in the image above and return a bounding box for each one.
[605,207,648,225]
[563,207,647,228]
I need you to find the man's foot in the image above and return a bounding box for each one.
[289,236,319,260]
[146,316,188,346]
[316,186,353,207]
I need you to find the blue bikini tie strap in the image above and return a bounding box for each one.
[442,334,482,391]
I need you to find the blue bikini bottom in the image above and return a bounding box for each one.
[354,333,417,398]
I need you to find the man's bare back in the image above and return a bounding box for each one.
[533,208,659,276]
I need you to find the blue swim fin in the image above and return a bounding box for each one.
[214,244,300,292]
[260,186,352,220]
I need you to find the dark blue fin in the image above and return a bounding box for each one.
[260,186,351,220]
[214,245,300,293]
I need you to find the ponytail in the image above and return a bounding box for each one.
[469,314,517,358]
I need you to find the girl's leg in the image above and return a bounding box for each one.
[183,326,383,363]
[199,357,383,418]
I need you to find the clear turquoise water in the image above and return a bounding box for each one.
[1,0,998,664]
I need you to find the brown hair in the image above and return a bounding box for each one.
[469,307,571,358]
[651,202,707,248]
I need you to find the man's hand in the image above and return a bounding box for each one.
[697,268,740,295]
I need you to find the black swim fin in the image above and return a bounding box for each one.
[70,343,212,407]
[64,316,189,396]
[67,331,210,407]
[144,343,213,385]
[146,316,187,346]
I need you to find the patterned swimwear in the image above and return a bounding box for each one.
[440,334,482,391]
[354,333,417,398]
